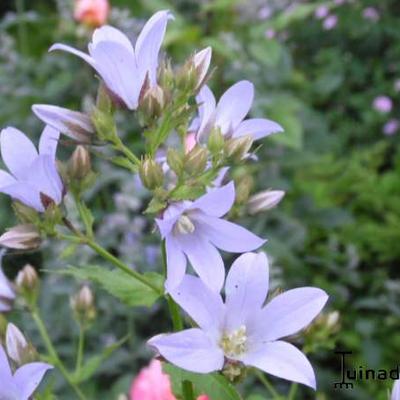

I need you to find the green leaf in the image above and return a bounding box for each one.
[57,266,163,307]
[170,184,205,201]
[144,197,167,214]
[164,364,242,400]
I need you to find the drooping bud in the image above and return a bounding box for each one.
[139,158,164,190]
[224,135,253,162]
[247,190,285,215]
[207,127,225,155]
[167,148,184,175]
[15,265,39,308]
[184,145,208,176]
[193,47,212,90]
[68,145,92,181]
[140,85,165,120]
[71,285,96,326]
[0,225,41,250]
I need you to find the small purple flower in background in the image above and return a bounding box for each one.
[323,15,338,30]
[315,6,329,20]
[383,119,399,136]
[0,126,63,212]
[49,11,173,110]
[334,0,346,5]
[156,182,265,292]
[258,6,272,20]
[392,380,400,400]
[0,344,52,400]
[149,252,328,388]
[362,7,380,22]
[0,254,15,312]
[193,81,283,143]
[373,96,393,113]
[265,29,276,39]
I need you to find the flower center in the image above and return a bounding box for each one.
[220,325,248,358]
[173,215,195,235]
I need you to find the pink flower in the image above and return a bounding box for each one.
[315,6,329,19]
[323,15,338,30]
[197,396,209,400]
[184,132,197,154]
[74,0,110,27]
[373,96,393,113]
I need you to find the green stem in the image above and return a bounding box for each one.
[161,240,183,331]
[112,136,140,167]
[255,370,282,400]
[182,380,195,400]
[288,383,298,400]
[75,326,85,373]
[16,0,28,56]
[31,310,87,400]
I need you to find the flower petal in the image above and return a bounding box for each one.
[0,183,42,211]
[178,234,225,293]
[135,10,173,85]
[6,323,27,363]
[0,266,14,301]
[0,345,12,379]
[91,25,134,53]
[252,287,328,342]
[241,341,316,389]
[38,126,60,160]
[191,181,234,217]
[0,170,16,188]
[392,380,400,400]
[170,275,225,338]
[49,43,96,68]
[195,85,216,141]
[13,362,53,399]
[148,328,224,373]
[0,127,38,179]
[225,252,269,331]
[194,47,212,89]
[196,215,266,252]
[32,104,94,143]
[164,235,187,292]
[234,118,283,140]
[215,81,254,134]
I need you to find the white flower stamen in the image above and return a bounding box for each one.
[173,215,195,235]
[220,325,247,358]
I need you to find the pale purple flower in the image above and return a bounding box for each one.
[0,344,52,399]
[193,82,283,143]
[49,11,173,110]
[362,7,380,22]
[148,252,328,389]
[156,182,265,292]
[323,15,338,30]
[315,6,329,19]
[265,29,276,39]
[373,96,393,113]
[0,126,64,212]
[32,104,94,143]
[0,256,15,312]
[383,119,399,136]
[392,380,400,400]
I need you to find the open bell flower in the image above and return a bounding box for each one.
[49,11,173,110]
[156,182,265,292]
[192,81,283,142]
[0,256,15,312]
[148,252,328,389]
[0,344,52,400]
[0,126,63,212]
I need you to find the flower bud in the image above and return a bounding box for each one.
[184,145,208,176]
[176,60,197,93]
[193,47,212,90]
[224,135,253,162]
[12,202,39,224]
[184,133,197,154]
[0,225,41,250]
[68,145,92,181]
[140,85,165,120]
[5,323,37,365]
[235,175,254,205]
[71,285,96,326]
[207,127,225,155]
[247,190,285,215]
[167,148,184,175]
[16,265,39,307]
[139,158,164,190]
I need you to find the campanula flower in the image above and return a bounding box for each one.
[193,81,283,142]
[156,182,265,292]
[49,11,173,110]
[149,252,328,389]
[0,126,63,212]
[0,344,52,400]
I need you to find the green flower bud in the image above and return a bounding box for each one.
[91,107,117,142]
[71,285,96,327]
[15,265,39,308]
[139,158,164,190]
[167,148,184,175]
[184,145,208,176]
[235,175,254,205]
[68,145,92,181]
[207,127,225,155]
[224,135,253,162]
[140,85,165,120]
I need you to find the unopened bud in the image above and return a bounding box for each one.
[139,158,164,190]
[184,133,197,154]
[176,60,197,92]
[0,225,41,250]
[235,175,254,205]
[91,107,117,142]
[158,60,174,91]
[224,135,253,162]
[184,145,208,175]
[69,145,92,181]
[140,85,165,119]
[247,190,285,215]
[71,285,96,326]
[326,311,340,329]
[12,202,39,224]
[193,47,212,90]
[5,323,37,365]
[16,265,39,307]
[208,127,225,154]
[167,148,184,175]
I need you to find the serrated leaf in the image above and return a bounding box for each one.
[57,265,163,307]
[164,364,242,400]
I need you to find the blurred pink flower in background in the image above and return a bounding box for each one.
[373,96,393,113]
[265,29,276,39]
[315,6,329,19]
[362,7,380,22]
[383,119,399,136]
[74,0,110,27]
[130,359,209,400]
[323,15,338,30]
